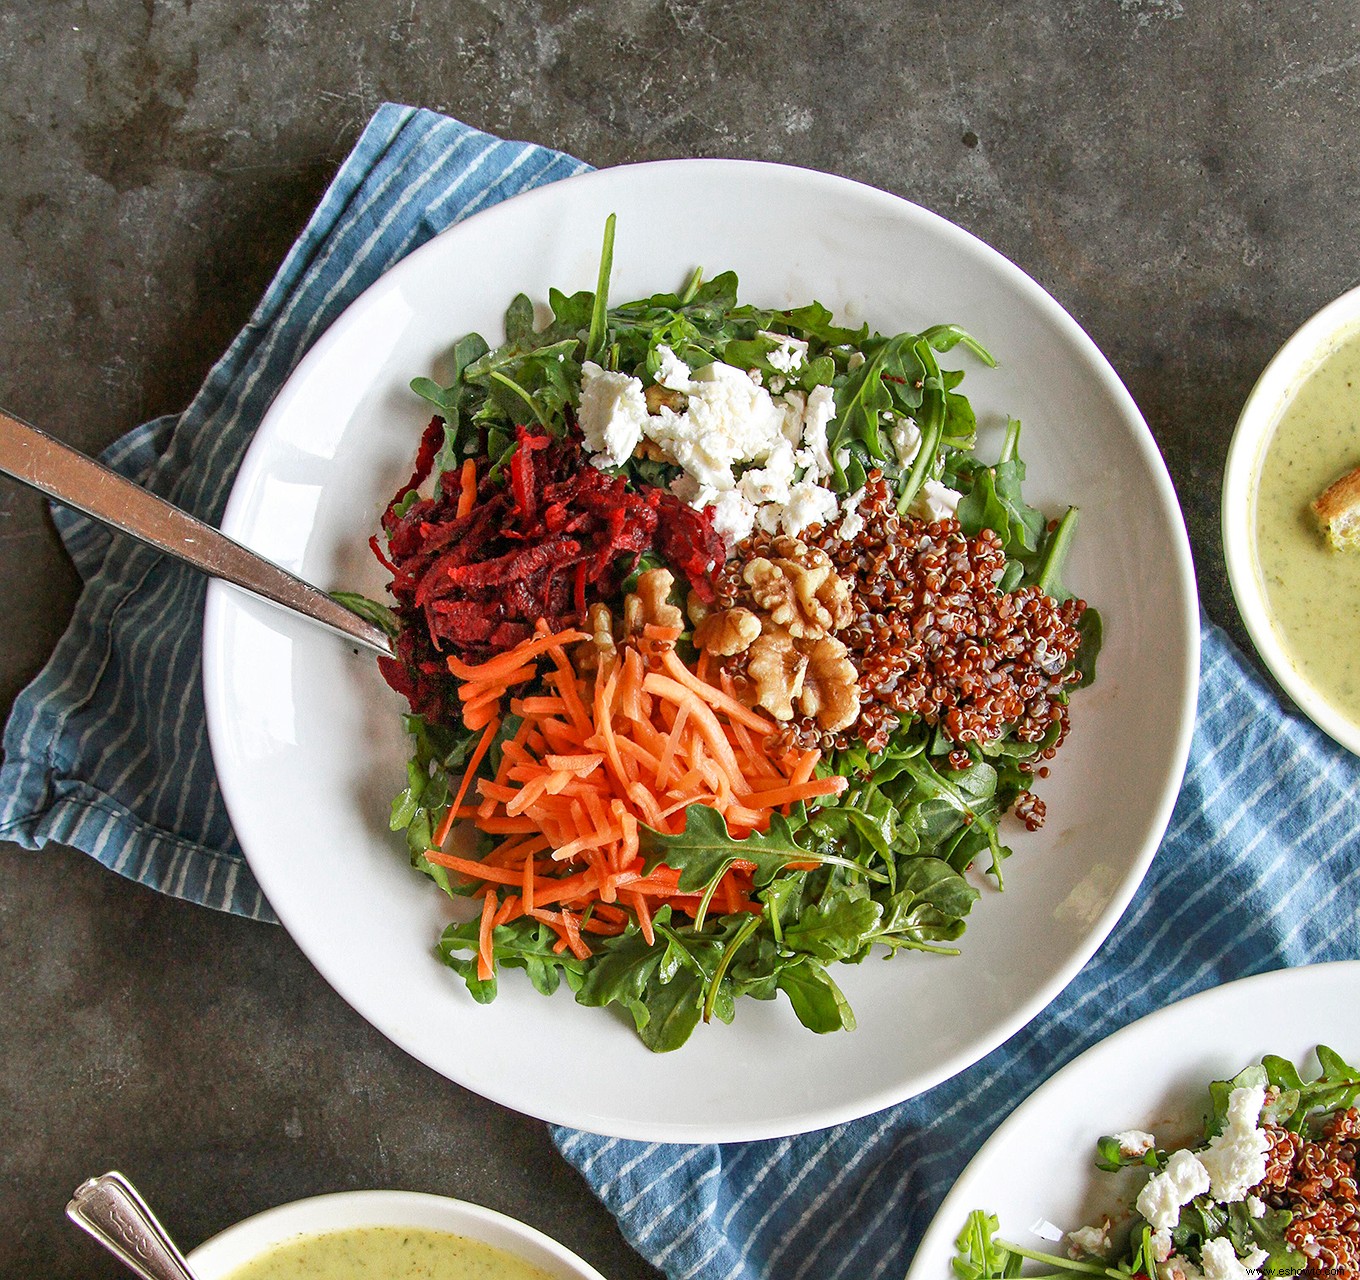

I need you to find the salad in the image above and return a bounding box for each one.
[955,1047,1360,1280]
[342,217,1101,1051]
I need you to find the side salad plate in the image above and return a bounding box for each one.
[906,961,1360,1280]
[202,159,1197,1142]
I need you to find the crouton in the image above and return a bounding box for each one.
[1311,464,1360,551]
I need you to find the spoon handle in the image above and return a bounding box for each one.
[67,1171,201,1280]
[0,407,393,657]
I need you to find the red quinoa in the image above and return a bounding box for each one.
[720,470,1087,829]
[1258,1107,1360,1280]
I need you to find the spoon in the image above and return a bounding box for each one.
[67,1171,202,1280]
[0,407,393,658]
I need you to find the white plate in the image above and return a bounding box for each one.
[188,1189,606,1279]
[203,159,1198,1142]
[908,962,1360,1280]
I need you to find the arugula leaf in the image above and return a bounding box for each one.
[410,332,492,476]
[952,420,1046,559]
[439,914,584,1002]
[585,213,616,362]
[1094,1133,1160,1173]
[902,755,1006,880]
[783,892,883,962]
[953,1211,1022,1280]
[775,957,856,1034]
[832,333,926,472]
[1262,1044,1360,1131]
[633,965,706,1052]
[920,323,998,366]
[571,906,720,1051]
[876,857,978,952]
[637,804,878,897]
[387,713,478,890]
[781,301,869,347]
[1073,608,1104,688]
[503,291,536,344]
[329,590,400,640]
[951,1210,1120,1280]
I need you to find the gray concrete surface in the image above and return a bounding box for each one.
[3,2,1358,1277]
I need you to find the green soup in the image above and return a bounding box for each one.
[220,1225,558,1280]
[1252,325,1360,726]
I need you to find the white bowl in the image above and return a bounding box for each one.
[1222,282,1360,756]
[187,1189,607,1280]
[204,158,1199,1141]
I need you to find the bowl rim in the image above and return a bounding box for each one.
[185,1188,608,1280]
[1222,281,1360,757]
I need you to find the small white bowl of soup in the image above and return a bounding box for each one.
[186,1190,608,1280]
[1223,282,1360,755]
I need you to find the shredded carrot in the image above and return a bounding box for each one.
[456,457,479,519]
[435,624,846,981]
[425,852,525,885]
[477,889,497,981]
[446,629,587,684]
[458,665,534,702]
[434,713,501,847]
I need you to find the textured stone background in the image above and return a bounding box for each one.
[3,2,1358,1277]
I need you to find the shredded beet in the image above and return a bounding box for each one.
[373,422,723,718]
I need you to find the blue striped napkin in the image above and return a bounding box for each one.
[552,628,1360,1279]
[0,106,590,922]
[4,105,1359,1280]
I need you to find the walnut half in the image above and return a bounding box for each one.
[693,606,761,656]
[623,567,684,636]
[576,601,618,673]
[745,627,808,721]
[797,635,860,732]
[742,540,853,640]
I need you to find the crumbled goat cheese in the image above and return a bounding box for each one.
[655,345,693,391]
[801,385,836,479]
[1150,1230,1174,1263]
[578,362,650,468]
[838,487,868,541]
[1200,1237,1259,1280]
[760,331,808,374]
[586,347,848,543]
[782,480,841,535]
[914,479,964,521]
[658,361,789,487]
[1113,1129,1157,1158]
[1199,1084,1269,1202]
[1158,1255,1205,1280]
[891,420,922,468]
[707,489,758,546]
[1246,1195,1266,1219]
[738,438,797,508]
[1136,1148,1211,1229]
[776,389,807,445]
[1029,1219,1066,1243]
[835,447,851,471]
[1066,1222,1110,1257]
[847,350,866,370]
